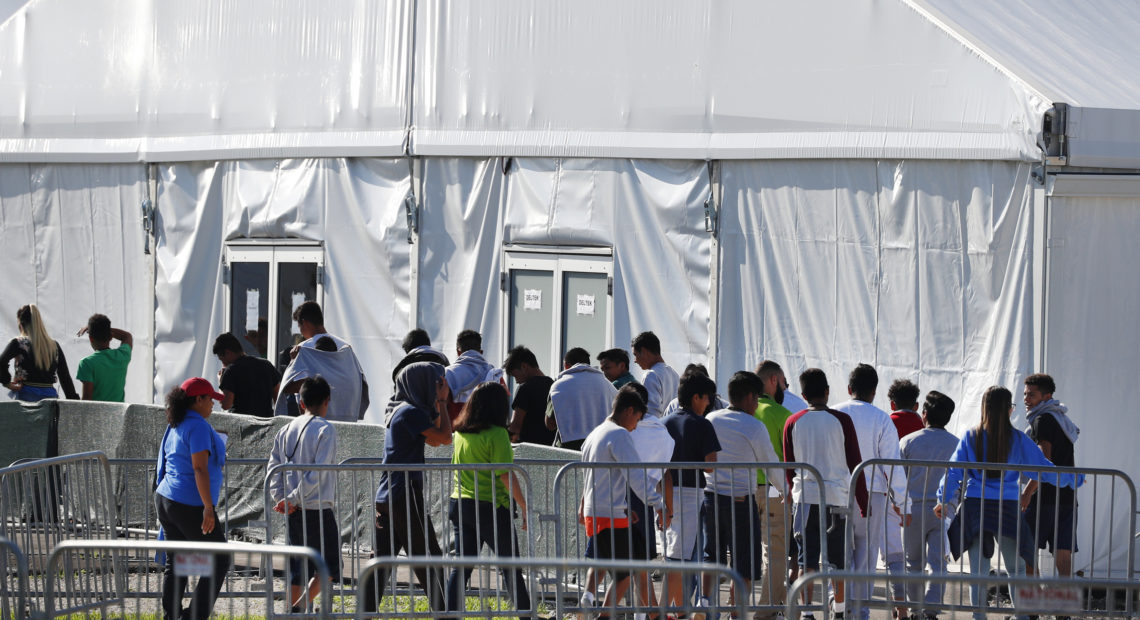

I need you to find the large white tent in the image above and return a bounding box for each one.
[2,0,1138,576]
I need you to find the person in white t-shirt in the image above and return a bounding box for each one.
[631,331,679,418]
[833,364,910,620]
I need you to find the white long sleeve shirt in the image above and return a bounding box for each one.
[268,414,338,509]
[580,420,663,519]
[833,398,909,513]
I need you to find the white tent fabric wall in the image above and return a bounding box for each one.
[1044,190,1140,577]
[153,159,411,422]
[0,164,153,403]
[717,160,1038,435]
[416,157,714,374]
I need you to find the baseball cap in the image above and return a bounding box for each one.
[180,377,224,401]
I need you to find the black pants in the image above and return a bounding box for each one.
[360,485,446,612]
[445,498,530,616]
[155,494,230,620]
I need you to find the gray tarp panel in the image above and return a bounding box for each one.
[0,400,55,464]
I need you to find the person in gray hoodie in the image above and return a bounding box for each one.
[444,329,503,420]
[545,348,617,451]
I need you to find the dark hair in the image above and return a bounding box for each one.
[299,375,331,410]
[563,347,590,367]
[977,386,1014,465]
[922,390,955,429]
[611,384,648,417]
[631,331,661,355]
[402,328,431,353]
[212,332,243,356]
[456,329,482,353]
[292,301,324,327]
[681,363,709,379]
[625,381,648,404]
[799,368,829,402]
[677,374,717,411]
[314,336,337,352]
[887,378,920,410]
[454,382,511,434]
[596,348,630,367]
[165,387,196,427]
[87,314,112,342]
[1024,373,1055,396]
[848,363,878,401]
[754,360,783,384]
[503,345,539,373]
[727,371,763,406]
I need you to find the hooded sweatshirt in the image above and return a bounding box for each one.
[445,350,501,403]
[549,364,617,443]
[376,362,445,503]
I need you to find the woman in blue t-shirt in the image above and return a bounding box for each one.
[154,377,229,620]
[445,382,530,617]
[936,386,1079,620]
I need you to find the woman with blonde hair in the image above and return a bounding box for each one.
[1,304,78,402]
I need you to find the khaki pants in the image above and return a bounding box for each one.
[756,487,789,618]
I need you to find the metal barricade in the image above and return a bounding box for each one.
[355,556,749,619]
[265,462,535,618]
[44,539,330,619]
[788,570,1140,619]
[0,451,117,604]
[846,458,1137,617]
[0,536,29,619]
[552,460,830,619]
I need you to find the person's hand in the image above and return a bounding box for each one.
[201,505,216,534]
[1019,489,1034,511]
[903,513,913,527]
[290,345,300,360]
[520,511,528,531]
[273,499,298,514]
[577,505,585,526]
[657,509,672,531]
[76,326,89,337]
[629,510,639,525]
[933,503,945,519]
[6,380,21,392]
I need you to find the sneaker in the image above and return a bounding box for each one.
[833,614,844,620]
[579,591,598,609]
[692,596,711,620]
[801,614,816,620]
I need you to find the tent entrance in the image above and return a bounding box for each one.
[502,248,613,376]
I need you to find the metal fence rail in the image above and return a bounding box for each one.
[551,460,829,618]
[355,556,749,619]
[43,539,330,619]
[846,458,1137,616]
[787,571,1140,620]
[264,462,535,618]
[0,451,117,605]
[0,536,29,619]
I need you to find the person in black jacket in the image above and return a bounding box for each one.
[2,304,78,402]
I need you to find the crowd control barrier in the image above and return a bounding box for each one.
[263,461,535,617]
[551,460,828,618]
[0,536,29,619]
[788,570,1140,619]
[846,458,1137,617]
[355,556,749,619]
[43,539,330,619]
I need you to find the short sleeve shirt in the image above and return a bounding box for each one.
[76,344,132,402]
[375,403,434,503]
[219,355,281,418]
[155,412,225,506]
[451,427,514,508]
[754,396,793,484]
[512,376,556,446]
[1029,413,1076,504]
[663,409,721,488]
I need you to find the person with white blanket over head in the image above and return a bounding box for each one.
[275,339,366,422]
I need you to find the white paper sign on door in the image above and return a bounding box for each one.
[524,289,542,311]
[245,289,260,331]
[576,294,595,316]
[291,292,306,335]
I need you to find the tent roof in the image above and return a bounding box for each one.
[1,0,1137,165]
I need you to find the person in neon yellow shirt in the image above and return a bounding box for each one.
[445,382,530,616]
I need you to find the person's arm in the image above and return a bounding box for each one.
[644,372,662,418]
[110,327,133,348]
[879,419,911,515]
[267,433,287,508]
[501,472,528,530]
[191,450,217,534]
[782,415,797,492]
[81,381,95,400]
[544,397,558,431]
[660,468,674,530]
[55,347,79,399]
[422,385,453,446]
[221,390,236,411]
[508,408,526,442]
[936,435,970,515]
[0,339,18,388]
[836,412,868,516]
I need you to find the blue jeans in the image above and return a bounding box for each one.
[967,535,1028,620]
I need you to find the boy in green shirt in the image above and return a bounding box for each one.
[76,314,133,402]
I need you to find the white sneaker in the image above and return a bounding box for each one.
[692,596,711,620]
[579,591,597,608]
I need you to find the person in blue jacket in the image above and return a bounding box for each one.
[154,377,230,620]
[935,385,1080,620]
